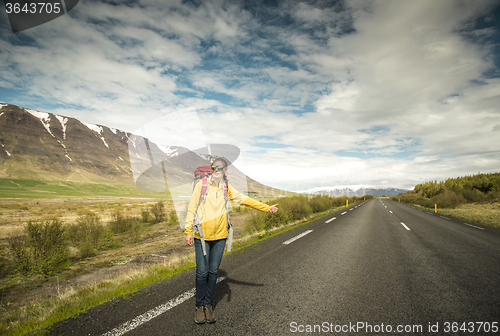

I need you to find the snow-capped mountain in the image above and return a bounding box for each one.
[298,185,409,197]
[0,103,219,183]
[0,103,284,196]
[0,103,137,182]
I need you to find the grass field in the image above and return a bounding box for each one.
[435,201,500,230]
[402,200,500,230]
[0,197,186,335]
[0,178,171,199]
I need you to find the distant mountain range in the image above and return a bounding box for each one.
[0,103,284,196]
[0,103,411,198]
[298,185,409,197]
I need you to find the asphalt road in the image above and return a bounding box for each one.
[44,198,500,335]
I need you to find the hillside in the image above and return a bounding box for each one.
[0,103,133,183]
[392,172,500,208]
[0,103,288,198]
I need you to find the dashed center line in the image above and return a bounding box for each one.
[341,211,347,215]
[283,230,313,245]
[401,222,411,230]
[325,217,336,223]
[389,211,393,214]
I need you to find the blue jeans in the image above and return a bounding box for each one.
[194,238,226,307]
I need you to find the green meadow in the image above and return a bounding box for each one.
[0,178,170,199]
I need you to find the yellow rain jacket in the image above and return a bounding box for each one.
[184,177,270,241]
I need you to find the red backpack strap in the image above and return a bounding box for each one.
[223,180,229,200]
[192,177,210,256]
[198,177,210,206]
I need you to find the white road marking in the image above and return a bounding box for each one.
[463,223,485,230]
[440,216,451,220]
[101,277,226,336]
[325,217,336,223]
[389,211,393,214]
[283,230,313,245]
[401,222,411,230]
[341,211,347,215]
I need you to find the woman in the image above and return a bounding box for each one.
[184,157,278,324]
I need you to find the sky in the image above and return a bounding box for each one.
[0,0,499,192]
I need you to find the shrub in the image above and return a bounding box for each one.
[462,188,486,203]
[150,201,165,223]
[9,220,70,276]
[67,213,119,254]
[8,235,31,274]
[168,211,178,226]
[98,231,122,250]
[109,211,138,234]
[77,213,103,246]
[243,211,266,234]
[242,195,347,234]
[431,191,465,208]
[281,196,313,221]
[130,221,141,243]
[79,240,96,259]
[26,219,69,275]
[416,196,433,208]
[486,188,500,201]
[141,209,151,223]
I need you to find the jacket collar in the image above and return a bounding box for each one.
[209,176,226,187]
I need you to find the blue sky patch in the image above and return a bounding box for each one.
[357,125,391,135]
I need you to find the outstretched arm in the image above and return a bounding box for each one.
[228,184,279,213]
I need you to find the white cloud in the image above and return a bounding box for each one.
[0,0,499,191]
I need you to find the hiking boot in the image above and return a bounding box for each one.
[204,305,216,323]
[194,306,205,324]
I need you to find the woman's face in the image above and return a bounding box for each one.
[211,160,226,179]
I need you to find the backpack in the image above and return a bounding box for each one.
[194,166,212,180]
[191,166,233,255]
